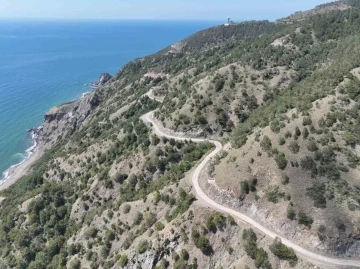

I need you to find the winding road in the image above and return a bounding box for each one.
[141,109,360,268]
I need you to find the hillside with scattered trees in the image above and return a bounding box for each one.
[1,1,360,268]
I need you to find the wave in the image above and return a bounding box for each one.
[0,127,40,183]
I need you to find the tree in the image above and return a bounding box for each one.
[270,238,297,267]
[243,229,258,259]
[275,152,287,170]
[254,248,272,269]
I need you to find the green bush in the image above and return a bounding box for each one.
[85,227,98,239]
[270,238,298,267]
[119,255,128,267]
[288,141,300,154]
[266,186,285,203]
[287,206,296,220]
[307,141,318,152]
[278,136,286,145]
[306,181,327,208]
[254,248,272,269]
[243,229,258,259]
[260,136,272,151]
[133,212,143,226]
[138,240,149,254]
[181,249,189,261]
[155,221,165,231]
[302,117,312,126]
[123,204,131,214]
[69,259,81,269]
[298,212,313,228]
[275,152,287,170]
[300,156,316,171]
[191,229,211,253]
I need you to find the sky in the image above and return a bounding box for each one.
[0,0,333,21]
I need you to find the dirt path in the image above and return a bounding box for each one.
[141,109,360,268]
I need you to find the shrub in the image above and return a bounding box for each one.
[260,136,272,151]
[306,181,327,208]
[284,131,292,138]
[155,222,165,231]
[281,174,289,185]
[181,249,189,261]
[266,186,285,203]
[302,117,312,126]
[278,136,286,145]
[303,127,309,139]
[286,206,296,220]
[288,141,300,154]
[114,173,128,184]
[69,259,81,269]
[85,227,98,239]
[298,212,313,228]
[243,229,258,259]
[275,152,287,170]
[138,240,149,254]
[118,255,128,267]
[205,212,226,232]
[133,212,143,226]
[254,248,272,269]
[307,141,318,152]
[123,204,131,214]
[295,127,301,137]
[241,181,250,194]
[270,238,298,267]
[300,156,316,171]
[191,229,211,253]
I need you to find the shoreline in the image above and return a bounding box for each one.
[0,128,44,192]
[0,82,98,192]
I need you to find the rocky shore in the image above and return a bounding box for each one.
[0,72,111,191]
[87,72,112,89]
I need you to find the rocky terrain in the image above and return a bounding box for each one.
[1,1,360,269]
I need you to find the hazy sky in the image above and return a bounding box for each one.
[0,0,333,21]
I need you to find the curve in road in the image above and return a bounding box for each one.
[141,110,360,268]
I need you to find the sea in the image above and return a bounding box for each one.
[0,20,218,181]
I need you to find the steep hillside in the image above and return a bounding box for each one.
[1,1,360,269]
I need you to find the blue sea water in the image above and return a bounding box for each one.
[0,20,218,180]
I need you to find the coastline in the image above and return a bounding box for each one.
[0,129,44,192]
[0,76,105,192]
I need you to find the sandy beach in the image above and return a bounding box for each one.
[0,143,44,192]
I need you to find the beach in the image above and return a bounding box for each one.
[0,137,44,192]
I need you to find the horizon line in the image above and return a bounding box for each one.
[0,17,234,22]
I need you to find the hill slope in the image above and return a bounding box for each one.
[1,1,360,269]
